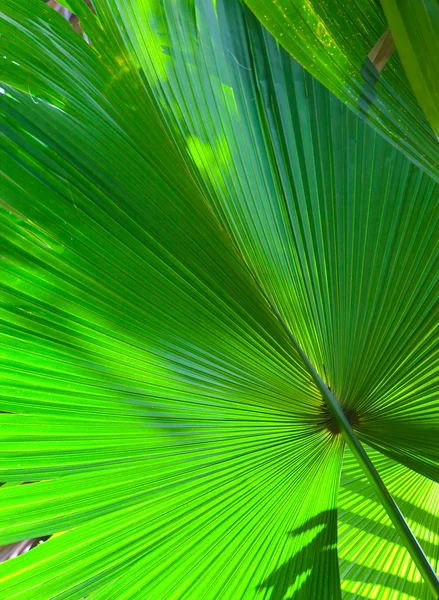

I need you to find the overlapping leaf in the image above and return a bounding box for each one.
[381,0,439,139]
[243,0,439,180]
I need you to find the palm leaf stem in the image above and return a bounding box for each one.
[265,296,439,598]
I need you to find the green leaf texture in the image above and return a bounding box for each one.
[99,0,439,481]
[0,0,437,598]
[1,0,343,598]
[242,0,439,181]
[380,0,439,139]
[339,446,439,599]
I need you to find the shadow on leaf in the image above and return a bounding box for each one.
[257,509,340,599]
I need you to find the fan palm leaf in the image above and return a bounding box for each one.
[0,0,437,598]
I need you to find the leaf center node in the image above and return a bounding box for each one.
[319,404,359,434]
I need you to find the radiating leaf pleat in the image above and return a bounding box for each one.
[97,0,439,480]
[339,446,439,599]
[242,0,439,181]
[0,440,343,598]
[0,0,344,596]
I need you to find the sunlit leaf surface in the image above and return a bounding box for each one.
[380,0,439,139]
[0,0,437,598]
[243,0,439,180]
[339,447,439,599]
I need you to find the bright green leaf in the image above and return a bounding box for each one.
[101,0,439,481]
[0,0,437,598]
[339,446,439,599]
[0,0,345,597]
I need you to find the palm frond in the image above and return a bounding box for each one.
[93,0,439,481]
[0,0,437,598]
